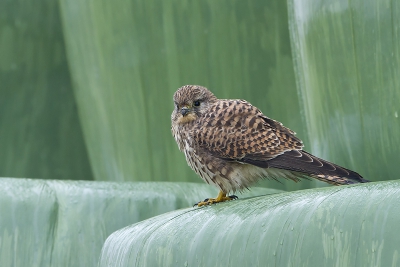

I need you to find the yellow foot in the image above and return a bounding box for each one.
[194,191,238,207]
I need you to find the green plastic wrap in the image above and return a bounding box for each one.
[288,0,400,183]
[0,0,92,180]
[99,181,400,267]
[59,0,311,190]
[0,178,279,267]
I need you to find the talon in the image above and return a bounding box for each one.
[193,191,238,207]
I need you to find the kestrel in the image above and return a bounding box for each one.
[171,85,369,207]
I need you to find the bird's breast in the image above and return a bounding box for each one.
[171,124,185,151]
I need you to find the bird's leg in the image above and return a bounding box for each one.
[194,191,238,207]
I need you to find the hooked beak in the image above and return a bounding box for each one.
[180,107,190,116]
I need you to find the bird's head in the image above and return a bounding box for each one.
[171,85,218,125]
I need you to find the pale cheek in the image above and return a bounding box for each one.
[177,114,197,124]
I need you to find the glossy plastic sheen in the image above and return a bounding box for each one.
[0,0,92,180]
[99,181,400,267]
[288,0,400,183]
[0,178,279,267]
[58,0,312,190]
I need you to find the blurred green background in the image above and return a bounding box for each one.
[1,0,398,189]
[0,0,93,180]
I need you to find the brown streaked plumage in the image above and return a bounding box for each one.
[171,85,369,206]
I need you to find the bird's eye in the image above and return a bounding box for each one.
[193,101,201,107]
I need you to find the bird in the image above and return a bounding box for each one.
[171,85,369,207]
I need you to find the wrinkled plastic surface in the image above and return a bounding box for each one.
[99,181,400,267]
[58,0,312,190]
[288,0,400,183]
[0,0,92,180]
[0,178,279,267]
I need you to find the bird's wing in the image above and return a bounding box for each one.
[266,149,368,184]
[192,99,303,167]
[192,99,368,185]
